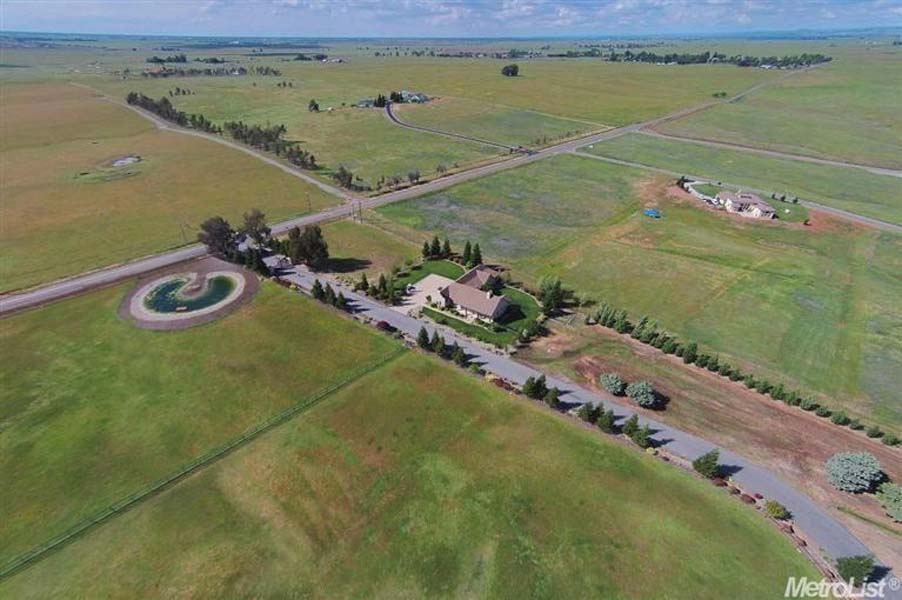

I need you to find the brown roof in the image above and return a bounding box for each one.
[440,282,509,319]
[456,265,501,289]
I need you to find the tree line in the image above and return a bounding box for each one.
[147,53,187,64]
[142,65,282,78]
[588,301,899,446]
[608,49,831,68]
[126,93,221,133]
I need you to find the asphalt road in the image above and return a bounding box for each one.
[642,130,902,179]
[279,264,898,590]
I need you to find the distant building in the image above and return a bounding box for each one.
[399,90,430,103]
[718,191,776,219]
[355,98,375,108]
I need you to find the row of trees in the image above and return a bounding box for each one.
[147,53,187,64]
[355,272,400,305]
[608,50,831,68]
[521,374,561,408]
[125,93,221,133]
[221,120,316,168]
[417,327,468,366]
[311,279,349,311]
[576,403,653,448]
[588,302,900,446]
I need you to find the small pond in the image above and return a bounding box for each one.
[143,276,236,313]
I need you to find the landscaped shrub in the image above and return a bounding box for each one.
[681,342,697,364]
[576,403,598,423]
[764,500,791,520]
[876,482,902,522]
[599,373,626,396]
[544,388,561,408]
[800,398,818,411]
[836,555,876,584]
[848,419,864,430]
[695,354,710,368]
[882,433,900,447]
[815,406,832,418]
[625,381,659,409]
[830,411,849,426]
[692,450,721,479]
[866,426,883,439]
[825,452,884,493]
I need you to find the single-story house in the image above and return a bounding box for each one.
[456,265,501,290]
[400,90,430,103]
[718,191,776,219]
[440,282,509,322]
[355,98,375,108]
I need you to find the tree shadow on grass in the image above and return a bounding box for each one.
[327,257,371,273]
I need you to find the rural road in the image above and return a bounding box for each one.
[0,69,874,316]
[641,130,902,178]
[572,150,902,233]
[277,264,898,592]
[384,102,521,151]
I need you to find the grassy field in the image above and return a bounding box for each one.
[583,133,902,224]
[322,218,420,276]
[376,155,902,428]
[394,258,465,288]
[0,280,397,566]
[0,347,819,598]
[0,82,339,292]
[657,48,902,169]
[394,95,602,147]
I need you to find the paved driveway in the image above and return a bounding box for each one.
[392,273,454,315]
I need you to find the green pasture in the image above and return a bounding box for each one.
[0,350,818,598]
[322,219,420,276]
[394,95,602,148]
[394,258,465,288]
[377,155,902,428]
[584,133,901,224]
[658,49,902,169]
[0,83,340,292]
[0,281,397,566]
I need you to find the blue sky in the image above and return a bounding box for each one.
[2,0,901,38]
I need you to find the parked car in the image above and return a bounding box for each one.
[375,320,396,333]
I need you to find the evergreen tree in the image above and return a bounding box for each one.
[596,409,616,433]
[442,238,451,258]
[451,343,467,366]
[422,240,431,258]
[632,424,652,448]
[471,243,483,266]
[323,283,336,305]
[682,342,698,364]
[621,414,639,438]
[311,279,325,300]
[335,292,348,311]
[692,450,722,479]
[357,272,369,292]
[417,326,430,349]
[430,236,442,258]
[431,331,446,356]
[544,388,560,408]
[522,376,537,397]
[462,241,472,265]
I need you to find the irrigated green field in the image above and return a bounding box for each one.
[0,326,818,597]
[0,280,397,566]
[582,133,902,225]
[322,218,420,275]
[0,83,339,292]
[657,47,902,169]
[376,155,902,429]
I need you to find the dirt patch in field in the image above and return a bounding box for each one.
[791,207,864,234]
[527,325,902,569]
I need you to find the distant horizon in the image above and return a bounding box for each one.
[3,24,901,42]
[3,0,901,40]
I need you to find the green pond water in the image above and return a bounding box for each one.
[143,276,236,313]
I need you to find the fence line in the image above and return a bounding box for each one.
[0,347,405,581]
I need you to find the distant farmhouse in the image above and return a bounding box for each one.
[440,265,509,322]
[399,90,429,103]
[717,191,776,219]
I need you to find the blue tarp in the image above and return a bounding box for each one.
[644,209,661,218]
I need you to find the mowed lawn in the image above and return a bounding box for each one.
[394,95,603,148]
[376,155,902,428]
[0,280,397,566]
[0,83,339,292]
[0,351,818,598]
[657,49,902,169]
[583,133,902,225]
[322,218,420,276]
